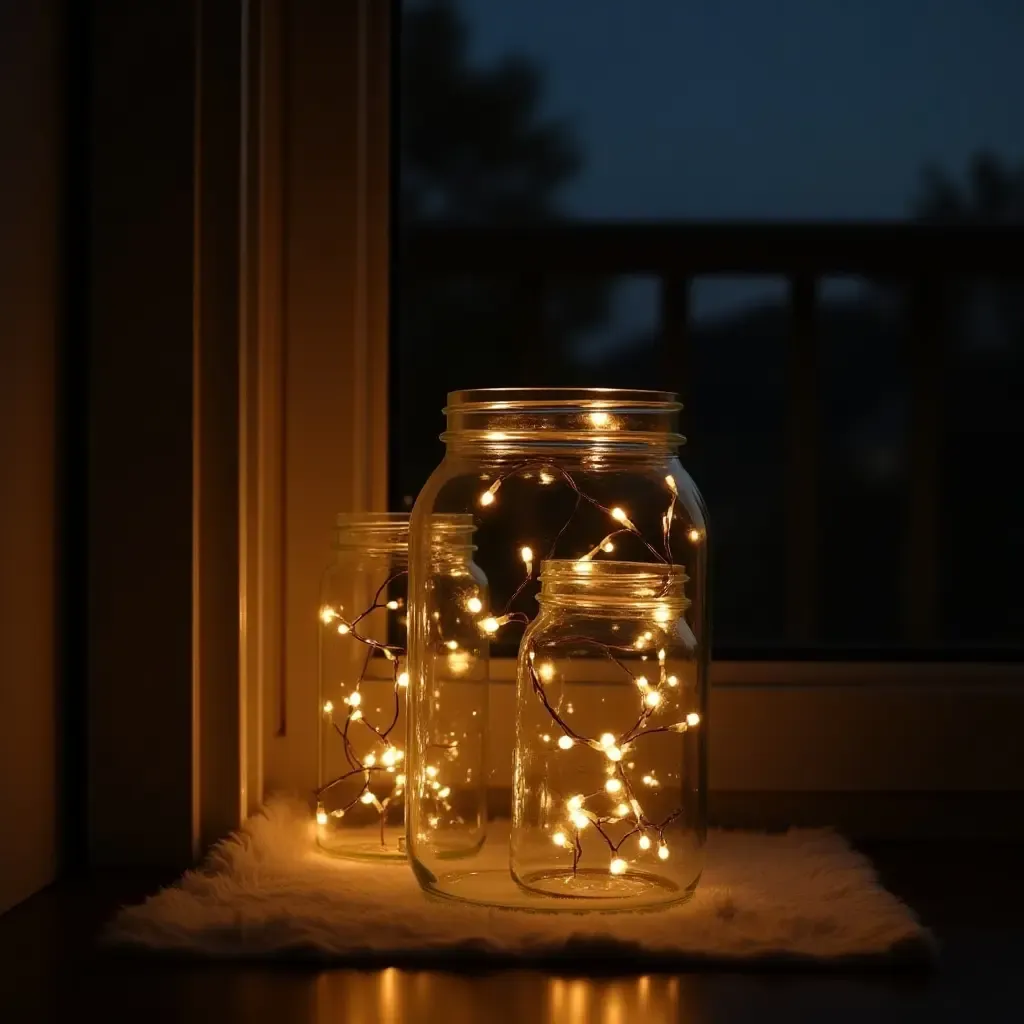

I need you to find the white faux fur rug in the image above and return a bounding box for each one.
[107,799,933,967]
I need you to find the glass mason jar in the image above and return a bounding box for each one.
[407,388,708,907]
[512,560,703,909]
[316,512,484,861]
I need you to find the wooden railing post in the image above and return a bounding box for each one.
[785,275,819,644]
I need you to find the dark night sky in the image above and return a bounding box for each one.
[446,0,1023,344]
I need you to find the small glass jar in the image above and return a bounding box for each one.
[316,512,484,860]
[511,560,704,909]
[407,388,708,907]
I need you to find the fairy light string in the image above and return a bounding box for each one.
[475,460,701,878]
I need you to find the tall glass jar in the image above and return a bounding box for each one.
[512,560,703,910]
[407,388,708,907]
[316,513,485,861]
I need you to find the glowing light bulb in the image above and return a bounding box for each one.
[381,748,397,767]
[320,607,337,624]
[397,671,409,688]
[539,470,555,485]
[386,599,399,611]
[538,662,555,682]
[322,700,333,714]
[520,545,534,566]
[364,753,376,767]
[479,615,502,634]
[466,596,483,614]
[635,675,649,690]
[346,691,361,707]
[350,709,362,721]
[658,648,666,664]
[686,712,701,727]
[687,527,701,543]
[571,812,590,830]
[589,411,611,427]
[478,480,501,507]
[445,640,458,650]
[337,622,350,635]
[611,507,627,523]
[557,736,574,750]
[395,774,406,786]
[606,745,623,762]
[658,845,669,860]
[610,858,628,875]
[602,541,615,553]
[567,795,584,811]
[316,808,328,826]
[654,604,671,624]
[645,691,661,708]
[633,636,647,650]
[574,559,593,574]
[426,765,438,778]
[616,803,630,817]
[438,787,451,799]
[665,474,678,495]
[637,834,651,851]
[599,732,616,748]
[667,675,679,687]
[360,792,375,805]
[605,778,623,794]
[552,831,567,847]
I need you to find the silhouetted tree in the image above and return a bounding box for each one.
[396,0,609,500]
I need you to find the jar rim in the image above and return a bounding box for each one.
[540,558,688,582]
[333,512,475,551]
[444,387,682,413]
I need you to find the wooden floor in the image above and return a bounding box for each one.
[1,842,1021,1023]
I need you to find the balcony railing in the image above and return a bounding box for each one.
[405,222,1023,646]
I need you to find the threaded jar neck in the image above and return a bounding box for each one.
[334,512,476,559]
[537,559,690,614]
[441,388,684,455]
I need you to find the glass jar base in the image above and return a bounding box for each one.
[317,824,407,862]
[515,866,683,902]
[413,859,699,913]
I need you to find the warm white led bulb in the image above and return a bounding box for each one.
[609,858,628,875]
[316,808,328,826]
[589,411,611,427]
[322,700,333,714]
[360,792,375,805]
[667,675,679,687]
[601,541,615,553]
[686,712,701,727]
[606,745,623,762]
[610,507,627,523]
[438,787,451,799]
[687,527,701,543]
[397,671,409,688]
[654,604,671,623]
[552,831,567,847]
[605,778,623,794]
[567,794,584,811]
[538,662,555,683]
[658,844,669,860]
[599,732,616,748]
[320,607,337,624]
[347,691,361,707]
[350,709,362,721]
[571,811,590,830]
[520,546,533,564]
[426,765,438,778]
[386,599,399,610]
[645,691,661,708]
[479,490,495,507]
[557,736,574,750]
[574,559,593,574]
[635,675,649,690]
[466,596,483,614]
[337,622,350,635]
[616,802,630,817]
[364,753,376,767]
[638,835,652,850]
[480,616,500,634]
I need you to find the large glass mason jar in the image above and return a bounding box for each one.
[407,389,708,908]
[316,512,485,861]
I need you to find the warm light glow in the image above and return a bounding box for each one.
[538,661,555,682]
[605,778,623,794]
[466,596,483,614]
[601,541,615,553]
[635,675,649,690]
[479,491,494,506]
[653,604,671,623]
[616,802,630,817]
[337,622,350,635]
[658,844,670,860]
[386,599,399,611]
[665,474,678,495]
[606,745,623,762]
[609,858,628,875]
[638,835,652,850]
[571,811,590,830]
[573,559,594,574]
[539,470,555,485]
[589,411,611,427]
[397,671,409,688]
[445,639,459,650]
[520,545,534,564]
[360,792,375,805]
[364,753,376,767]
[438,787,451,798]
[687,527,701,543]
[395,774,406,786]
[322,700,334,714]
[426,765,438,778]
[658,648,666,664]
[645,691,662,708]
[567,794,584,811]
[557,735,574,750]
[350,709,363,721]
[541,733,551,743]
[347,691,362,707]
[667,675,679,687]
[320,607,337,625]
[381,748,397,767]
[599,732,616,748]
[633,636,647,650]
[446,649,470,675]
[610,507,627,522]
[552,831,567,847]
[686,712,701,727]
[479,616,500,634]
[316,808,328,826]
